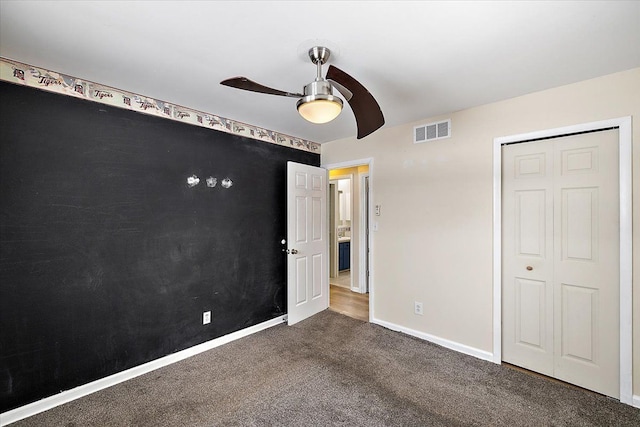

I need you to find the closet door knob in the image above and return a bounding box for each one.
[526,266,533,271]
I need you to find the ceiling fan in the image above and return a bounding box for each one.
[220,46,384,139]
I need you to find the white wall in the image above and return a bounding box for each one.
[321,68,640,397]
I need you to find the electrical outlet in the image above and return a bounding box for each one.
[414,302,423,316]
[203,311,211,325]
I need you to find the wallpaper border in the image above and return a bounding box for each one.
[0,57,320,154]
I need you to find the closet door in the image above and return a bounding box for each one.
[502,139,555,376]
[552,131,619,397]
[502,130,619,398]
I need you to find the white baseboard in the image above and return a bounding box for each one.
[633,394,640,409]
[371,317,495,363]
[0,315,286,426]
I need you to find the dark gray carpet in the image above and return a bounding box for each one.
[12,310,640,426]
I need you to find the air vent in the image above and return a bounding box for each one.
[414,119,451,143]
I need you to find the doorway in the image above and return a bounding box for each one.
[492,117,633,405]
[324,159,373,322]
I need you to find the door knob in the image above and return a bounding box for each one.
[287,249,298,255]
[526,266,533,271]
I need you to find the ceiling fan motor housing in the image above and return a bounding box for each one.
[297,80,343,124]
[302,80,337,98]
[298,78,342,102]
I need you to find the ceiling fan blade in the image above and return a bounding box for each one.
[220,77,303,98]
[326,65,384,139]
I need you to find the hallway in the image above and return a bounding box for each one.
[329,270,369,322]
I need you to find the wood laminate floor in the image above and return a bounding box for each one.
[329,284,369,322]
[331,270,352,289]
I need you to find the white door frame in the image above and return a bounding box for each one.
[329,182,339,279]
[359,173,370,294]
[492,117,633,405]
[322,158,374,321]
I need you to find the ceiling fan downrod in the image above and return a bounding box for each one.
[309,46,331,80]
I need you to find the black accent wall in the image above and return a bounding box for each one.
[0,81,319,411]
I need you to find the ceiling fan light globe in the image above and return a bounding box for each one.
[297,96,343,124]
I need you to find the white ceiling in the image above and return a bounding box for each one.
[1,1,639,143]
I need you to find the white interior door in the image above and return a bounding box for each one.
[502,130,620,398]
[287,162,328,325]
